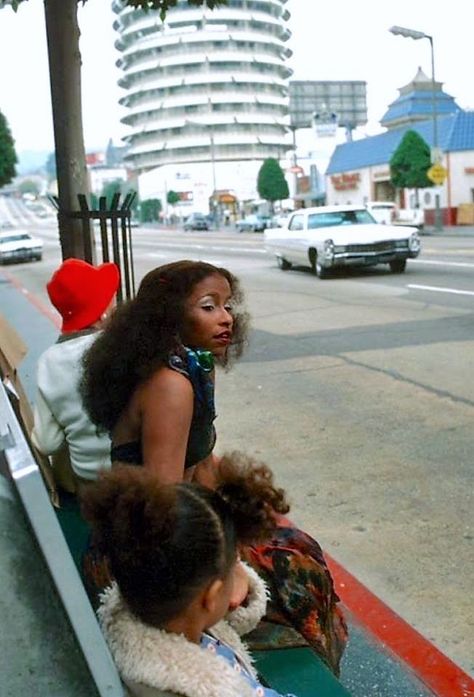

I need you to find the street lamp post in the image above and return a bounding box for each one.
[389,25,443,231]
[185,119,218,228]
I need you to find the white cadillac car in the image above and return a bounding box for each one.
[0,230,43,264]
[264,205,421,279]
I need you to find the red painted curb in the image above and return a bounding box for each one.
[1,268,61,328]
[326,553,474,697]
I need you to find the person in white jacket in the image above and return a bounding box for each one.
[32,258,120,484]
[81,456,297,697]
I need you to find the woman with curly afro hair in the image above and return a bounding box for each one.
[81,259,249,486]
[81,260,250,605]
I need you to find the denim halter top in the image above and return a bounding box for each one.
[110,346,216,469]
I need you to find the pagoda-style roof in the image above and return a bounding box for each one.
[380,67,459,130]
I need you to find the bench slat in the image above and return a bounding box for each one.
[254,647,351,696]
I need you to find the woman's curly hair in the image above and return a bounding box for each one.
[80,455,289,626]
[80,260,249,432]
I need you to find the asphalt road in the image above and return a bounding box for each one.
[2,197,473,676]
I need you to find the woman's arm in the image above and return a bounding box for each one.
[139,368,194,484]
[191,452,221,488]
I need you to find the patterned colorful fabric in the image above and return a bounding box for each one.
[241,516,348,676]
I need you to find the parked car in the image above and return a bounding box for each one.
[394,207,425,230]
[0,231,43,264]
[264,205,421,278]
[236,214,270,232]
[365,201,425,231]
[365,201,397,225]
[183,213,209,231]
[269,213,291,228]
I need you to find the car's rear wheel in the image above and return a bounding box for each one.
[309,248,330,279]
[390,259,407,273]
[276,256,291,270]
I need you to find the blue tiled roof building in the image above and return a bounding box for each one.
[327,68,471,176]
[327,110,474,175]
[325,69,474,225]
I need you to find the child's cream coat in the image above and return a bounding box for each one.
[98,564,269,697]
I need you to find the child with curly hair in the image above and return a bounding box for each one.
[81,456,295,697]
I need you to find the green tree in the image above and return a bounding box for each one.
[0,109,17,188]
[18,179,40,196]
[257,158,289,212]
[140,198,162,222]
[45,151,57,181]
[5,0,226,260]
[390,130,434,203]
[167,190,180,206]
[100,179,123,206]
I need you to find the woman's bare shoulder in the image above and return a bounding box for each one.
[138,365,193,404]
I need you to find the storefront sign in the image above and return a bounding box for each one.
[372,170,391,181]
[331,172,360,190]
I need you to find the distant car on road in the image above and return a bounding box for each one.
[183,213,209,231]
[236,214,270,232]
[264,204,421,278]
[0,231,43,264]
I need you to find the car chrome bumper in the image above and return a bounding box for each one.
[0,249,41,263]
[326,249,419,268]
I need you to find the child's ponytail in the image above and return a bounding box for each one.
[215,451,290,545]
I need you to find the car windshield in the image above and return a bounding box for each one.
[0,234,31,243]
[307,210,376,228]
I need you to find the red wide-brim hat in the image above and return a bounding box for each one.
[47,259,120,333]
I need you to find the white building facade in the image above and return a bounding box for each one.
[112,0,292,211]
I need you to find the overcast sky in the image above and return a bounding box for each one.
[0,0,472,154]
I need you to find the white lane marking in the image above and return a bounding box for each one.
[134,241,266,254]
[411,258,474,269]
[0,197,18,226]
[407,284,474,297]
[200,259,224,265]
[147,252,225,265]
[220,246,267,254]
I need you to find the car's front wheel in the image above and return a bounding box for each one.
[390,259,407,273]
[309,249,330,279]
[276,255,291,270]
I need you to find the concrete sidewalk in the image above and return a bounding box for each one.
[420,224,474,237]
[1,266,472,697]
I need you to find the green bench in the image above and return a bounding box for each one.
[1,377,350,697]
[254,648,351,697]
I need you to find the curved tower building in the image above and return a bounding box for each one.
[112,0,292,185]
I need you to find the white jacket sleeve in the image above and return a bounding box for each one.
[225,563,268,636]
[31,389,65,455]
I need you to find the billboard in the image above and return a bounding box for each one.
[289,80,367,131]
